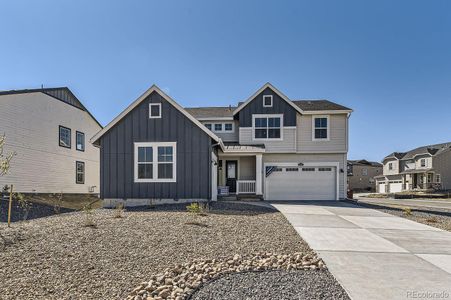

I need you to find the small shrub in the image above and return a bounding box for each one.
[53,192,63,214]
[15,193,32,220]
[186,202,202,214]
[82,204,96,227]
[403,207,412,216]
[114,203,124,218]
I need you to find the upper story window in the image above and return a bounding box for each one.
[420,159,426,167]
[313,116,329,140]
[388,162,393,170]
[134,142,176,182]
[205,122,234,133]
[76,131,85,151]
[253,114,282,140]
[59,125,71,148]
[76,161,85,184]
[149,103,162,119]
[362,168,368,176]
[263,95,273,107]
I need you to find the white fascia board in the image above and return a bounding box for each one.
[90,85,221,145]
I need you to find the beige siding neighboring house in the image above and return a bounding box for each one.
[375,142,451,193]
[347,160,382,192]
[0,88,102,194]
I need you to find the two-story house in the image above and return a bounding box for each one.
[0,87,102,194]
[375,142,451,193]
[347,160,382,192]
[91,83,352,207]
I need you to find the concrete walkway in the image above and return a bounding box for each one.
[271,201,451,300]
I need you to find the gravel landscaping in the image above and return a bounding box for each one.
[355,201,451,232]
[190,269,350,300]
[0,202,314,300]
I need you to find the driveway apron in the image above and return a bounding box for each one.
[271,201,451,300]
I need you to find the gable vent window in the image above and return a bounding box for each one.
[59,125,71,148]
[263,95,273,107]
[149,103,162,119]
[313,116,329,140]
[134,142,176,182]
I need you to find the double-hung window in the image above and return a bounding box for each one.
[134,142,176,182]
[76,161,85,184]
[420,159,426,167]
[253,115,282,140]
[59,125,71,148]
[76,131,85,151]
[313,116,329,140]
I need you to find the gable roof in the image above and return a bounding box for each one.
[232,82,353,116]
[90,85,221,146]
[382,142,451,162]
[233,82,305,116]
[0,87,102,127]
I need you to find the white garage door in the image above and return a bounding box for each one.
[378,182,386,193]
[389,181,402,193]
[265,166,336,200]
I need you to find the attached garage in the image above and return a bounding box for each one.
[264,164,338,200]
[388,180,402,193]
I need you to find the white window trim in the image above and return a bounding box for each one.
[263,95,273,107]
[207,122,235,133]
[252,114,283,141]
[436,174,441,183]
[214,123,223,132]
[420,158,426,167]
[149,103,162,119]
[312,115,330,141]
[134,142,177,183]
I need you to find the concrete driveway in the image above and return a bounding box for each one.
[271,201,451,300]
[355,195,451,211]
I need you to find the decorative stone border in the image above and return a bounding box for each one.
[127,252,325,300]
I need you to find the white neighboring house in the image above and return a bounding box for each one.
[375,142,451,193]
[0,87,102,194]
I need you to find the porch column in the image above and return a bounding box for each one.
[255,154,263,195]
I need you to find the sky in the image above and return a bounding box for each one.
[1,0,450,162]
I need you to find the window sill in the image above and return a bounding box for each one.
[134,178,177,183]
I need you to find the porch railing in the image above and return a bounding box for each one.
[237,180,256,194]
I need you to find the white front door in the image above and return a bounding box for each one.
[265,166,336,200]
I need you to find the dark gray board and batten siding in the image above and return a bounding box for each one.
[237,87,297,127]
[100,91,212,200]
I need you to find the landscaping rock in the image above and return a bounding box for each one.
[126,252,326,300]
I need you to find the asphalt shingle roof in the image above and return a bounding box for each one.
[185,106,235,118]
[383,142,451,161]
[293,100,352,111]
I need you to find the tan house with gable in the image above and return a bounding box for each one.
[375,142,451,193]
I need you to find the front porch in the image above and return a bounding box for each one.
[402,170,441,191]
[215,144,265,197]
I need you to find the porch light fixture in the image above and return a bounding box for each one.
[298,162,304,166]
